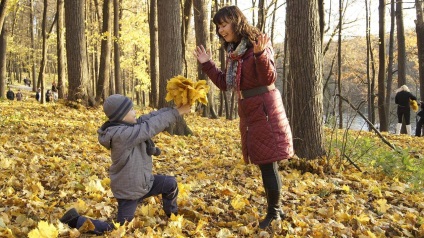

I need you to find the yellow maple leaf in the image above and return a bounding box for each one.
[28,221,58,238]
[195,219,207,233]
[78,219,95,232]
[231,195,248,210]
[355,213,370,224]
[375,199,390,213]
[165,75,209,106]
[341,185,350,193]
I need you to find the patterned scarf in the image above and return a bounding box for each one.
[226,38,249,92]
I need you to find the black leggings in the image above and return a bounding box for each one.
[397,106,411,124]
[259,162,282,191]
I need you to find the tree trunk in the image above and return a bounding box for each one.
[269,0,278,44]
[0,22,6,98]
[30,0,37,91]
[378,0,387,131]
[0,0,8,34]
[96,0,112,102]
[396,0,406,87]
[157,0,191,135]
[149,0,159,108]
[113,0,122,95]
[182,0,192,77]
[416,0,424,102]
[377,0,389,131]
[256,0,265,32]
[193,0,217,118]
[396,0,407,133]
[37,0,48,103]
[337,0,343,129]
[318,0,324,42]
[286,0,326,159]
[365,0,376,130]
[386,0,395,131]
[64,0,94,106]
[57,0,66,99]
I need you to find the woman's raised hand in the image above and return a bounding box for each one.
[253,34,270,54]
[193,45,211,64]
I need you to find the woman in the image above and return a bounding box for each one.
[395,85,417,135]
[194,5,294,229]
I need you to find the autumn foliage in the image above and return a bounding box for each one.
[165,75,209,107]
[0,96,423,237]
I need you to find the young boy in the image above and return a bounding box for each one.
[60,94,191,234]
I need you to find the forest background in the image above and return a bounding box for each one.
[0,0,424,237]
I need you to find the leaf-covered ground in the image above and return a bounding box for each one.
[0,94,423,237]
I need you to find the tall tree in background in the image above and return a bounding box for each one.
[256,0,266,32]
[0,0,8,34]
[149,0,159,108]
[385,0,395,130]
[269,0,278,44]
[57,0,66,99]
[286,0,325,159]
[0,0,8,98]
[396,0,406,87]
[37,0,48,103]
[182,0,193,77]
[64,0,94,106]
[415,0,424,101]
[114,0,122,95]
[0,21,6,98]
[96,0,112,102]
[337,0,343,129]
[396,0,407,133]
[30,0,37,91]
[157,0,191,135]
[365,0,376,130]
[193,0,217,118]
[378,0,387,131]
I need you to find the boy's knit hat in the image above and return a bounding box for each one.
[103,94,133,122]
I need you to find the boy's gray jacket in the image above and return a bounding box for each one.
[97,107,180,200]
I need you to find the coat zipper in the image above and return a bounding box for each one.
[246,126,252,164]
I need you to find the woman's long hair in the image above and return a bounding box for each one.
[213,6,261,49]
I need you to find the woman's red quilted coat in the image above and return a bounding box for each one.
[202,45,294,165]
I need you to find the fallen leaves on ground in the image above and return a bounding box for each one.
[0,97,423,237]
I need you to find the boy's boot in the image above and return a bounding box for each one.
[59,208,80,228]
[395,123,402,135]
[259,189,283,229]
[406,125,412,135]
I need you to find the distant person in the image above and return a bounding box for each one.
[35,88,41,102]
[6,88,15,100]
[395,85,417,135]
[46,89,53,102]
[52,80,58,93]
[16,90,23,101]
[23,78,31,87]
[59,94,191,235]
[52,81,58,101]
[416,102,424,136]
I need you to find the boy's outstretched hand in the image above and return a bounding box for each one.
[176,104,191,115]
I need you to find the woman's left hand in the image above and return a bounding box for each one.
[253,34,270,54]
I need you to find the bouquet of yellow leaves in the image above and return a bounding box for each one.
[165,75,210,107]
[410,99,419,112]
